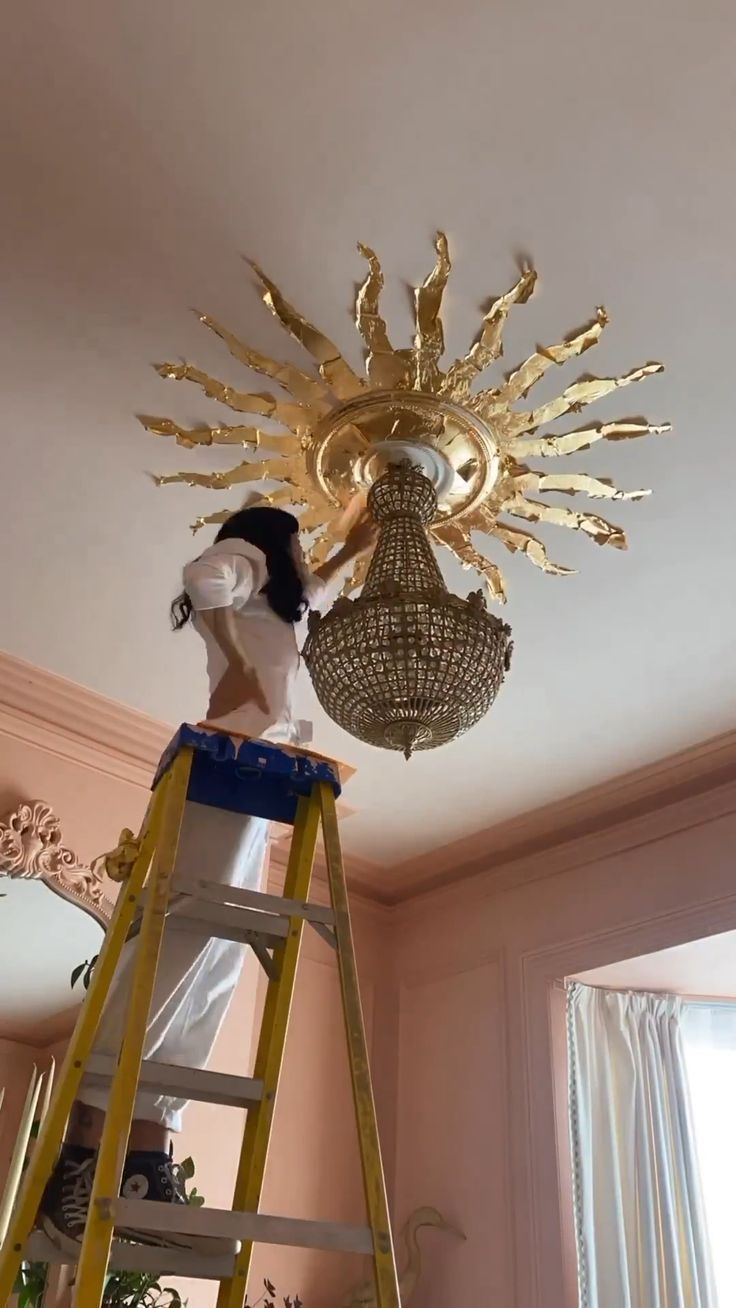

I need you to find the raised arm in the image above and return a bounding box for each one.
[313,514,377,587]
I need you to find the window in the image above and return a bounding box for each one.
[682,1002,736,1308]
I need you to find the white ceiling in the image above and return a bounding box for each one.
[575,930,736,999]
[1,0,735,864]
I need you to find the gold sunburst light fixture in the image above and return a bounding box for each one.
[142,234,669,600]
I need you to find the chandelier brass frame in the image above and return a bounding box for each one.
[142,234,670,601]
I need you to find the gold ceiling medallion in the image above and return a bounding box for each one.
[142,234,670,600]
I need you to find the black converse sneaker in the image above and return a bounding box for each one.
[39,1143,97,1257]
[40,1145,238,1258]
[117,1148,238,1256]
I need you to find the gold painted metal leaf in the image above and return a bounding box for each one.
[355,244,414,389]
[431,520,507,602]
[191,508,238,533]
[190,484,305,533]
[509,468,650,501]
[412,232,451,392]
[493,307,608,406]
[145,235,667,601]
[505,496,627,548]
[294,501,342,535]
[199,313,332,411]
[250,261,366,402]
[140,417,262,450]
[497,363,665,437]
[154,363,309,433]
[155,455,307,492]
[513,419,672,459]
[492,523,577,576]
[440,267,538,401]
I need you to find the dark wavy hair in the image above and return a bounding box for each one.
[170,507,307,630]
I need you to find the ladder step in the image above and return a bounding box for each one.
[165,899,290,947]
[84,1054,264,1108]
[111,1200,374,1256]
[194,878,336,927]
[25,1231,237,1281]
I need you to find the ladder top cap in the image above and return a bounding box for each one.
[153,725,344,825]
[194,724,356,785]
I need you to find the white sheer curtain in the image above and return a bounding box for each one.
[681,1001,736,1306]
[567,981,717,1308]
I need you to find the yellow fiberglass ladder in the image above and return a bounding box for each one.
[0,724,400,1308]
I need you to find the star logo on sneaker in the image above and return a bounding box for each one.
[122,1173,150,1199]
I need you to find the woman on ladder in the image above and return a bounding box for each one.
[39,505,374,1255]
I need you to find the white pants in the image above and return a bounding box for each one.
[77,801,269,1132]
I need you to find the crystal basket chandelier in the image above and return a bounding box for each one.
[303,461,513,758]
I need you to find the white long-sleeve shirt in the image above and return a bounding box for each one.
[183,538,334,745]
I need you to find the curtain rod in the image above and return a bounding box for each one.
[559,978,736,1007]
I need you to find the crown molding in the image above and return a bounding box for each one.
[3,650,736,909]
[384,726,736,904]
[0,650,170,788]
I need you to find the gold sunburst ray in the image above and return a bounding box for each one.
[413,231,451,392]
[141,417,265,451]
[155,453,305,492]
[154,362,310,433]
[191,484,310,534]
[439,267,538,401]
[513,418,672,459]
[493,307,608,407]
[505,496,628,548]
[355,244,413,389]
[147,234,668,601]
[431,519,506,601]
[249,260,366,403]
[493,363,665,437]
[198,312,332,411]
[491,521,577,576]
[509,467,650,502]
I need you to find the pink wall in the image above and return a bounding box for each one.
[389,783,736,1308]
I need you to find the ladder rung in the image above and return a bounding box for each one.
[193,878,336,927]
[25,1231,237,1281]
[84,1054,264,1108]
[165,900,289,947]
[110,1199,374,1256]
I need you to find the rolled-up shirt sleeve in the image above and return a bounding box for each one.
[183,553,254,612]
[304,571,343,613]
